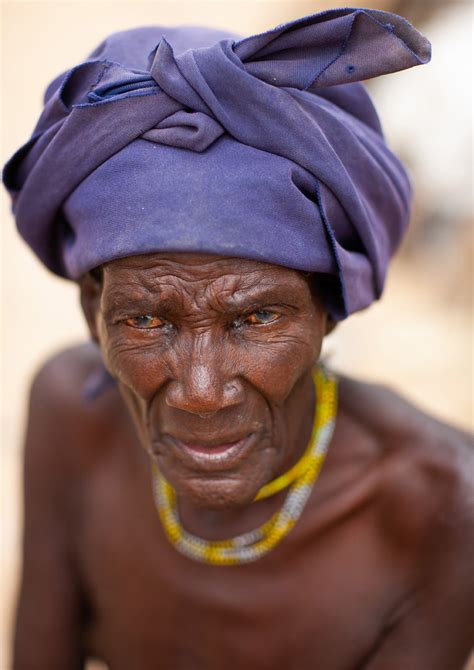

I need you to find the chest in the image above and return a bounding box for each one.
[76,456,403,670]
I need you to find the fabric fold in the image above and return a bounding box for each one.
[2,8,431,318]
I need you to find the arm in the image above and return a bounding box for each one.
[13,356,86,670]
[364,441,474,670]
[364,567,474,670]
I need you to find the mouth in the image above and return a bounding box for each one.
[155,432,257,471]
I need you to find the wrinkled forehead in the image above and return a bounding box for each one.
[100,252,314,304]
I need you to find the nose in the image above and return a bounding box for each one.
[165,362,244,417]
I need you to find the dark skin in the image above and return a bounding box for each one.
[14,254,474,670]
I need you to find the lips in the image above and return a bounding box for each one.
[156,432,257,471]
[179,438,244,455]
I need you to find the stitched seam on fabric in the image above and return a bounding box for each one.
[308,9,425,90]
[314,180,349,318]
[306,11,359,89]
[234,7,362,52]
[364,11,427,63]
[87,62,111,101]
[58,59,110,110]
[358,10,427,63]
[73,88,162,109]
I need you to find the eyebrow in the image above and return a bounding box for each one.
[101,280,304,319]
[101,291,174,319]
[217,283,303,310]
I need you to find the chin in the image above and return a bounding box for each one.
[151,432,277,509]
[175,474,259,510]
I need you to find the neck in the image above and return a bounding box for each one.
[176,371,316,540]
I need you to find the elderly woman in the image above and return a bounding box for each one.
[3,7,474,670]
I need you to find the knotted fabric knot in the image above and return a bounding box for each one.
[2,8,431,319]
[143,110,224,153]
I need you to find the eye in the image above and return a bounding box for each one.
[243,310,280,326]
[125,315,165,329]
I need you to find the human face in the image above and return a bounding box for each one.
[92,253,328,509]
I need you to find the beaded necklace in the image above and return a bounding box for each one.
[152,367,337,566]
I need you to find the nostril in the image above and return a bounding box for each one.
[224,381,243,400]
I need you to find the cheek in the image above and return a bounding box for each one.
[239,320,324,404]
[97,321,170,401]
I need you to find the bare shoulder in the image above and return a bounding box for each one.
[339,373,474,559]
[337,375,474,664]
[30,340,117,418]
[15,344,129,668]
[27,341,127,472]
[338,373,473,469]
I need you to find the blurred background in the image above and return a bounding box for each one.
[1,0,472,667]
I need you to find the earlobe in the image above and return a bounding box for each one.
[79,271,102,343]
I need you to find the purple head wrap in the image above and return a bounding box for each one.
[3,8,430,319]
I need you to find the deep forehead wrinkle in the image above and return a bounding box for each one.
[102,254,306,308]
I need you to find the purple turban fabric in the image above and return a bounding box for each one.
[3,8,430,319]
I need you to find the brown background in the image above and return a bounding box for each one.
[1,1,472,667]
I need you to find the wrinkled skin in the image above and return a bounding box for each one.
[13,254,474,670]
[87,254,327,529]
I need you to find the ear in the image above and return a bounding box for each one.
[79,269,103,343]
